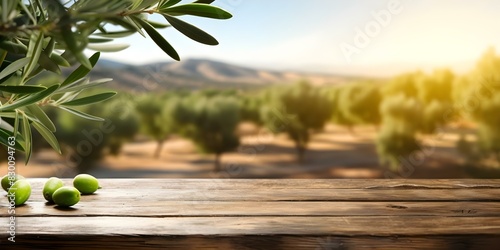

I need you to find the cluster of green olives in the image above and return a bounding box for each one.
[2,174,100,207]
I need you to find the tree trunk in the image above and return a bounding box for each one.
[154,140,164,159]
[214,153,222,172]
[295,144,306,165]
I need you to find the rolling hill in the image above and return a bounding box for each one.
[87,58,363,92]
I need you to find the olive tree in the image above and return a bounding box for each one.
[329,86,356,131]
[376,72,446,170]
[464,49,500,162]
[382,72,423,99]
[416,69,454,104]
[262,82,333,163]
[376,94,422,170]
[240,92,265,126]
[415,70,455,134]
[173,94,240,172]
[0,0,232,164]
[331,82,382,128]
[420,100,450,134]
[101,96,141,156]
[135,95,168,158]
[55,95,140,173]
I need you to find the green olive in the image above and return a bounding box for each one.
[1,174,25,192]
[73,174,99,195]
[52,186,80,207]
[43,177,64,202]
[7,179,31,206]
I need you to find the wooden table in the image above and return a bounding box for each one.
[1,179,500,249]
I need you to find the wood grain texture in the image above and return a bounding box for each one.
[5,201,500,217]
[0,179,499,249]
[24,179,500,190]
[3,235,500,250]
[3,188,500,202]
[1,216,500,235]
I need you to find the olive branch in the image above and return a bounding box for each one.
[0,0,232,164]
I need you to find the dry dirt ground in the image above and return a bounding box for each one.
[2,124,474,179]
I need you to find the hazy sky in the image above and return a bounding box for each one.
[98,0,500,77]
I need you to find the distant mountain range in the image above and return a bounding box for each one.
[85,58,365,92]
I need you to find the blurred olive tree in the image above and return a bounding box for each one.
[173,94,241,172]
[329,87,356,132]
[55,94,140,173]
[463,48,500,164]
[261,82,333,163]
[375,69,457,170]
[240,92,265,126]
[135,94,181,158]
[376,94,422,170]
[417,70,455,134]
[330,82,382,129]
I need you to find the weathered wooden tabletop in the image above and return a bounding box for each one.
[1,179,500,249]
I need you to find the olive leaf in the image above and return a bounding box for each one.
[23,32,45,80]
[38,52,62,74]
[58,78,113,93]
[49,53,71,67]
[162,3,232,19]
[162,14,218,45]
[88,37,114,43]
[61,92,117,106]
[59,106,105,122]
[147,20,171,29]
[21,113,32,164]
[0,85,59,112]
[0,128,24,151]
[61,52,100,87]
[87,43,130,52]
[194,0,216,4]
[132,16,180,61]
[0,57,31,81]
[26,104,56,132]
[0,85,47,94]
[93,31,136,39]
[31,119,61,154]
[159,0,182,9]
[13,111,19,137]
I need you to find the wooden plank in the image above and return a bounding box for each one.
[1,216,499,236]
[8,187,498,202]
[3,188,500,203]
[4,201,500,217]
[25,179,500,190]
[2,235,500,250]
[6,179,500,203]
